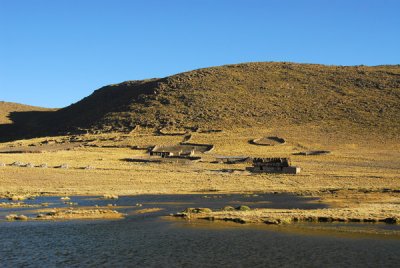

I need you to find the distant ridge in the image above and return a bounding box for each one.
[0,101,53,124]
[1,62,400,140]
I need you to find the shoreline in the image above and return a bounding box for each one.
[2,191,399,236]
[1,187,399,202]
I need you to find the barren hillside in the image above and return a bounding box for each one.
[54,62,400,133]
[1,62,400,139]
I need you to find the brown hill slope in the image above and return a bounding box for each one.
[2,62,400,139]
[53,62,400,132]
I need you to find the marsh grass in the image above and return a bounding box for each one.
[179,203,400,225]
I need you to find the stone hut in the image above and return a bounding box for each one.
[150,145,195,158]
[247,158,300,174]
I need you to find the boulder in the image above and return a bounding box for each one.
[235,205,251,211]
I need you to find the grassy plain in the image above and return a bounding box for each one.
[0,124,399,226]
[0,126,398,199]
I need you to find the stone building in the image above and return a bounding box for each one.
[150,145,195,158]
[247,157,300,174]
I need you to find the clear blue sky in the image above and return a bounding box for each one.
[1,0,399,108]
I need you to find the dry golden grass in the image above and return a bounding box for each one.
[176,202,400,225]
[3,208,124,221]
[0,126,398,198]
[34,208,124,220]
[174,189,400,225]
[0,202,46,208]
[5,208,125,221]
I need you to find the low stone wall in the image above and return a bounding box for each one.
[293,150,331,156]
[247,166,300,174]
[250,136,286,146]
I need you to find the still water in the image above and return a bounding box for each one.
[1,194,399,267]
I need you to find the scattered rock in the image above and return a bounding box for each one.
[18,215,29,220]
[46,210,57,216]
[103,194,119,200]
[264,218,280,224]
[84,165,95,170]
[235,205,251,211]
[64,202,78,206]
[223,217,246,224]
[382,217,399,224]
[363,218,378,223]
[277,218,293,224]
[9,195,26,201]
[6,214,28,221]
[58,164,69,169]
[183,208,213,214]
[317,216,333,222]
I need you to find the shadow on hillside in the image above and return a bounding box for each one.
[0,110,59,142]
[0,78,167,143]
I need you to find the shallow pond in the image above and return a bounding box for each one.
[1,194,400,267]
